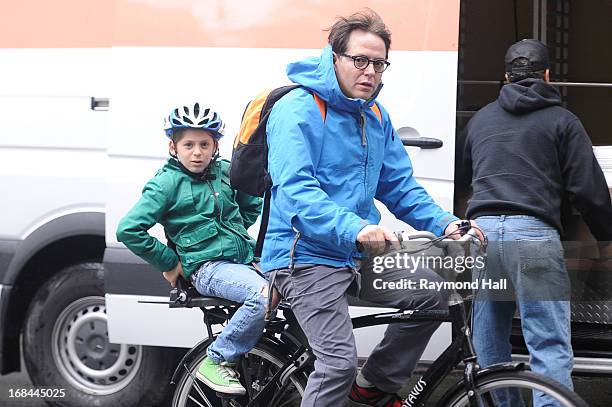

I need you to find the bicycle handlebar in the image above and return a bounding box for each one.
[396,227,483,248]
[357,227,486,254]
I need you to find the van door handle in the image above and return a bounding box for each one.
[90,97,109,111]
[401,136,443,149]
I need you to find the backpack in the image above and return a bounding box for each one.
[229,84,382,256]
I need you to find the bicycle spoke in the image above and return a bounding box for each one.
[269,381,293,406]
[173,345,307,407]
[479,391,496,407]
[445,371,586,407]
[189,381,214,407]
[181,361,214,407]
[188,393,212,407]
[255,356,272,380]
[250,356,277,402]
[240,356,253,400]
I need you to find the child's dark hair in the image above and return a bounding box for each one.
[169,129,187,144]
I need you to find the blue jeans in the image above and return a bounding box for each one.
[191,261,268,363]
[472,216,573,407]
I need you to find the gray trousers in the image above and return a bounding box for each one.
[274,263,448,407]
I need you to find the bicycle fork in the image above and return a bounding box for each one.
[450,294,485,407]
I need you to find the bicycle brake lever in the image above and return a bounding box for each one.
[458,220,471,236]
[394,231,404,243]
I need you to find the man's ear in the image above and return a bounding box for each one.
[504,73,510,83]
[169,140,176,156]
[332,52,338,63]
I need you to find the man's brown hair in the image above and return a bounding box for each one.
[327,9,391,58]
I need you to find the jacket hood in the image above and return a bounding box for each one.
[498,78,561,114]
[286,45,382,113]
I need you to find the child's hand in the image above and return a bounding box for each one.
[163,262,183,287]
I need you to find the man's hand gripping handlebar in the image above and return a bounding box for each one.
[357,221,486,255]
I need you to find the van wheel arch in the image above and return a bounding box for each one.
[22,262,183,406]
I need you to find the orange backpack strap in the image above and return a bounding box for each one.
[312,93,327,122]
[371,102,382,123]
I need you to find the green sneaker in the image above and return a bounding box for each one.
[196,357,246,395]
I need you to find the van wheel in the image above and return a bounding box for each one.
[23,262,182,406]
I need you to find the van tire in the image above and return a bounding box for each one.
[22,262,182,407]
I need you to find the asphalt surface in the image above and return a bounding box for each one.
[0,368,610,406]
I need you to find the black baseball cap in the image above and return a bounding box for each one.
[504,39,549,72]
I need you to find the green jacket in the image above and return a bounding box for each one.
[116,158,262,278]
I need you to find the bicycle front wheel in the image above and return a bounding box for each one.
[171,341,308,407]
[439,370,588,407]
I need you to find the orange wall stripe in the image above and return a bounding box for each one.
[1,0,459,51]
[0,0,111,48]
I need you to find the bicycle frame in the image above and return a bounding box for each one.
[349,290,525,407]
[398,299,476,407]
[172,301,457,406]
[166,227,496,406]
[171,298,486,407]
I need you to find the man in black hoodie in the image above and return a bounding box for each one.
[461,39,612,405]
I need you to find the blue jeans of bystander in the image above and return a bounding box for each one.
[472,215,573,407]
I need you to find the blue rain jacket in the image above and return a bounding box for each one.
[262,45,458,271]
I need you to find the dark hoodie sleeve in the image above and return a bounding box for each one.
[455,123,474,198]
[560,118,612,241]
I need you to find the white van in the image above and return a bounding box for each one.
[0,1,610,405]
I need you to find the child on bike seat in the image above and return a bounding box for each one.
[117,103,268,395]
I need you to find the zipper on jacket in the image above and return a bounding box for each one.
[288,231,301,273]
[207,180,222,220]
[360,110,369,210]
[360,111,367,146]
[207,179,248,261]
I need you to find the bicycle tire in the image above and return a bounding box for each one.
[437,369,588,407]
[171,340,309,407]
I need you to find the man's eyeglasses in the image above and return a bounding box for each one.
[340,54,391,73]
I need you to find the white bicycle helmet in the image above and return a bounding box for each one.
[163,102,225,139]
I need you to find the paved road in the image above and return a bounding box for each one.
[0,367,610,406]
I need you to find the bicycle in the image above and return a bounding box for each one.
[159,227,588,407]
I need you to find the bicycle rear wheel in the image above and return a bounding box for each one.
[171,341,308,407]
[438,370,587,407]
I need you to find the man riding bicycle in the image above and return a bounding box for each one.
[261,9,480,407]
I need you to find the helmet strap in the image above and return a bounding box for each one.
[211,139,220,162]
